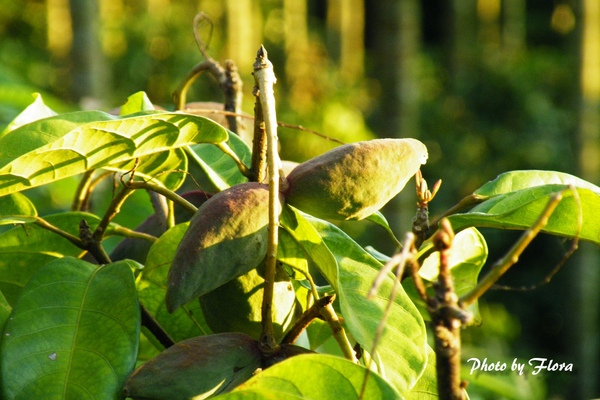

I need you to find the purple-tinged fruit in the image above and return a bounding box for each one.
[284,138,427,220]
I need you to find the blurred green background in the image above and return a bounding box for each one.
[1,1,599,398]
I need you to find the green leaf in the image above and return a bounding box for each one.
[418,228,487,324]
[0,93,57,137]
[281,206,428,395]
[1,257,140,400]
[188,132,251,191]
[366,211,401,246]
[0,112,228,196]
[0,212,120,306]
[105,147,188,190]
[138,223,210,342]
[0,110,116,167]
[277,228,310,276]
[448,185,600,245]
[280,205,339,284]
[407,345,438,399]
[124,333,262,400]
[474,170,600,198]
[0,192,37,225]
[0,290,11,336]
[219,353,402,400]
[119,91,155,116]
[312,218,428,395]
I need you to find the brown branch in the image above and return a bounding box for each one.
[428,219,467,400]
[249,85,267,183]
[280,295,335,345]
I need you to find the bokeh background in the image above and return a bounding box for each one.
[1,1,599,398]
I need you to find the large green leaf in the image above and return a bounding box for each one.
[0,290,11,336]
[281,206,428,396]
[1,257,140,400]
[0,112,228,196]
[218,353,401,399]
[124,333,262,400]
[448,185,600,245]
[473,170,600,198]
[0,212,120,306]
[0,110,116,166]
[0,93,57,137]
[0,192,37,225]
[188,132,251,191]
[119,91,155,116]
[407,345,438,399]
[137,223,210,343]
[105,147,188,190]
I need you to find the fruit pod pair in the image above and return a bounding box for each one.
[166,182,283,313]
[283,138,428,220]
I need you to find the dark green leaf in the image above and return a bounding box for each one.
[1,257,140,400]
[124,333,261,400]
[0,290,11,336]
[0,212,120,306]
[219,353,402,400]
[448,185,600,245]
[0,112,228,196]
[138,223,211,343]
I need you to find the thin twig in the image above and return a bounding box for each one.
[32,217,85,248]
[123,180,198,215]
[361,233,417,399]
[491,186,581,292]
[174,13,244,135]
[72,170,95,211]
[254,45,281,352]
[93,185,135,243]
[461,190,565,307]
[180,107,345,145]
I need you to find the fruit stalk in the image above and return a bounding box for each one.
[254,45,281,351]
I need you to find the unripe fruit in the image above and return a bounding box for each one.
[166,182,283,312]
[284,138,428,220]
[199,264,297,340]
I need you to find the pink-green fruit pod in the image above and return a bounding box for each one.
[284,138,428,220]
[166,182,283,312]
